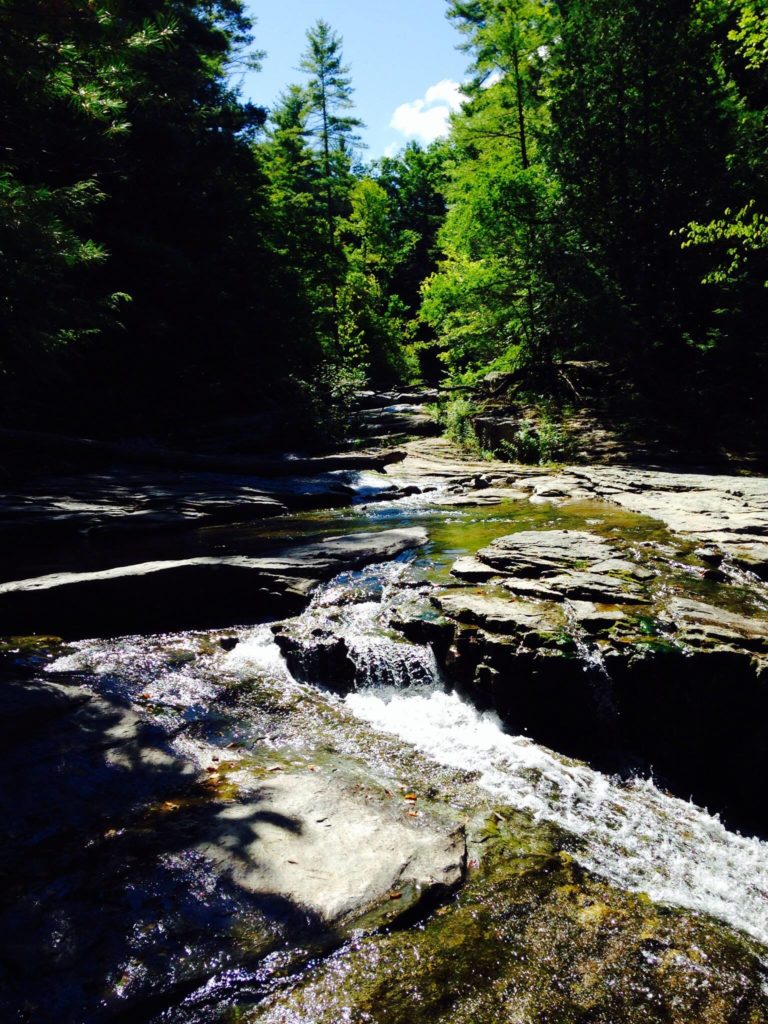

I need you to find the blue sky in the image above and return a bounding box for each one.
[239,1,469,158]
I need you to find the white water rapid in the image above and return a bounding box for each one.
[227,569,768,952]
[346,684,768,949]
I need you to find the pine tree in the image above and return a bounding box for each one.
[298,20,364,351]
[300,19,363,244]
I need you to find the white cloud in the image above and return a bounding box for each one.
[389,79,466,145]
[424,79,465,111]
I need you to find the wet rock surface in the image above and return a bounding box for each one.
[196,771,466,926]
[387,437,768,577]
[0,451,407,583]
[578,465,768,576]
[352,390,441,441]
[413,511,768,834]
[248,816,768,1024]
[0,636,467,1023]
[355,405,440,439]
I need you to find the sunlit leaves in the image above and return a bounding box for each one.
[682,201,768,285]
[728,0,768,69]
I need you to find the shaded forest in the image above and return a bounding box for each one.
[1,0,767,450]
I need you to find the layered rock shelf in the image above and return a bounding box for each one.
[0,528,428,638]
[393,511,768,834]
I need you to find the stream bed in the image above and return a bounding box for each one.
[4,482,768,1022]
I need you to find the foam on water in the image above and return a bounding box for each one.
[346,685,768,948]
[224,626,290,680]
[223,564,768,948]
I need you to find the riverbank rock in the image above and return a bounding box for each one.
[0,528,428,638]
[356,405,440,439]
[0,663,466,1022]
[434,591,566,641]
[0,451,410,584]
[197,770,466,927]
[356,389,439,409]
[578,466,768,576]
[383,436,525,489]
[389,438,768,580]
[272,627,357,692]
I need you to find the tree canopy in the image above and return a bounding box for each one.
[2,0,767,439]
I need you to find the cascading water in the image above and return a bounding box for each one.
[47,544,768,957]
[561,598,621,724]
[346,631,439,689]
[267,559,444,692]
[225,562,768,951]
[346,685,768,949]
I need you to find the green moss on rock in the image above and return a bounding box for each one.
[246,813,768,1024]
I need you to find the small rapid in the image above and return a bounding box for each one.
[346,684,768,949]
[44,514,768,959]
[223,563,768,952]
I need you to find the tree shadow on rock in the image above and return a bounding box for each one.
[0,667,338,1024]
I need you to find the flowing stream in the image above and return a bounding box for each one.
[36,485,768,1019]
[215,558,768,952]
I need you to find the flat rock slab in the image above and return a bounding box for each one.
[384,437,522,489]
[0,528,428,638]
[500,571,646,604]
[451,556,502,583]
[198,771,466,926]
[426,487,531,508]
[0,670,466,1020]
[466,530,650,606]
[434,591,565,638]
[385,441,768,581]
[664,598,768,651]
[479,530,615,577]
[0,469,350,541]
[356,390,439,410]
[0,679,193,857]
[569,467,768,575]
[0,452,412,583]
[356,407,440,439]
[0,425,406,478]
[250,528,428,577]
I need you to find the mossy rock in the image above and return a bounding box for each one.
[245,815,768,1024]
[0,634,64,655]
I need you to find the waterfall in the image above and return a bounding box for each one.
[347,633,441,689]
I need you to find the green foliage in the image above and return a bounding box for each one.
[286,364,368,442]
[5,0,768,438]
[682,201,768,286]
[300,20,363,160]
[0,0,300,427]
[545,0,742,357]
[432,394,571,465]
[424,0,768,404]
[679,0,768,293]
[0,0,173,370]
[264,37,440,388]
[727,0,768,69]
[496,417,571,465]
[376,142,449,313]
[436,396,486,451]
[337,177,419,380]
[422,0,595,379]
